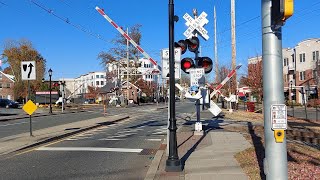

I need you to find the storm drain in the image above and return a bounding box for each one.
[138,149,157,155]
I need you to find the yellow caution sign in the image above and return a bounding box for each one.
[23,100,37,115]
[274,130,285,143]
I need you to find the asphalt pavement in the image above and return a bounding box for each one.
[0,102,196,180]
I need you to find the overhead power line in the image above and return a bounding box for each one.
[29,0,109,43]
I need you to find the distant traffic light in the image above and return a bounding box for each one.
[181,58,194,74]
[197,57,213,74]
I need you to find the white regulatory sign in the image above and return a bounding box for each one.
[183,11,209,40]
[190,68,205,86]
[161,48,181,79]
[271,104,287,130]
[21,61,36,80]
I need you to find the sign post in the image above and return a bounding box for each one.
[21,61,36,136]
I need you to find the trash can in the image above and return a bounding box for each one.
[247,102,255,112]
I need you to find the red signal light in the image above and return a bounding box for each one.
[197,57,213,74]
[181,58,194,74]
[186,36,200,53]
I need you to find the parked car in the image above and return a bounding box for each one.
[0,99,19,108]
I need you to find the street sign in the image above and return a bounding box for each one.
[23,100,37,115]
[21,61,36,80]
[190,68,205,86]
[271,104,287,130]
[161,48,181,79]
[183,12,209,40]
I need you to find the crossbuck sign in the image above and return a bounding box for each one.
[183,12,209,40]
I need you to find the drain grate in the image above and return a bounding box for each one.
[138,149,157,155]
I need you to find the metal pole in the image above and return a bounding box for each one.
[302,87,308,120]
[166,0,181,172]
[127,28,130,105]
[49,74,52,114]
[62,81,65,113]
[262,0,288,179]
[28,80,33,136]
[291,82,294,117]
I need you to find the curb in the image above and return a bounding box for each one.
[0,110,88,122]
[144,139,167,180]
[11,115,130,154]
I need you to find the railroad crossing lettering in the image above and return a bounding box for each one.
[183,12,209,40]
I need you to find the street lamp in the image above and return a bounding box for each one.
[290,80,294,117]
[48,68,53,114]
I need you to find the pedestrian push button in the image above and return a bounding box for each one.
[274,129,285,143]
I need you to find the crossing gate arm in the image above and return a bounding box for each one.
[95,7,161,71]
[209,64,242,99]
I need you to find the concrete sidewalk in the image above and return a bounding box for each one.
[0,114,129,156]
[146,130,251,180]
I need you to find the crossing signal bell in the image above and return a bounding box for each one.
[272,0,294,26]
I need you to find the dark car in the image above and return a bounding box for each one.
[0,99,19,108]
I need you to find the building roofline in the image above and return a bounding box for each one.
[0,71,15,82]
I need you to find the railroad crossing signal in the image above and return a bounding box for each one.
[183,12,209,40]
[176,36,213,74]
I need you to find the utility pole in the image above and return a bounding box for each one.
[231,0,237,94]
[262,0,292,179]
[126,28,130,105]
[214,6,219,83]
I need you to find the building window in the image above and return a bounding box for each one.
[100,75,104,78]
[6,84,10,88]
[313,70,318,79]
[299,53,305,62]
[0,83,2,88]
[283,58,289,66]
[96,81,99,85]
[313,51,319,61]
[101,81,104,86]
[96,75,99,78]
[299,71,305,81]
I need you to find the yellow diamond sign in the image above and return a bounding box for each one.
[23,100,37,115]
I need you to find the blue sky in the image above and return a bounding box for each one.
[0,0,319,80]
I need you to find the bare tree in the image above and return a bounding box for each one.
[98,24,142,67]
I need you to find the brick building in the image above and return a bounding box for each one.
[0,71,15,100]
[247,38,320,105]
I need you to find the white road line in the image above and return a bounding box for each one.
[98,138,124,141]
[146,139,162,141]
[0,122,27,127]
[36,147,143,153]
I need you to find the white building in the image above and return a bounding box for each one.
[73,72,107,96]
[106,57,158,83]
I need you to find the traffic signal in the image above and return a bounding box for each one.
[197,57,213,74]
[175,40,187,54]
[186,36,200,53]
[175,36,200,54]
[181,58,194,74]
[272,0,294,25]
